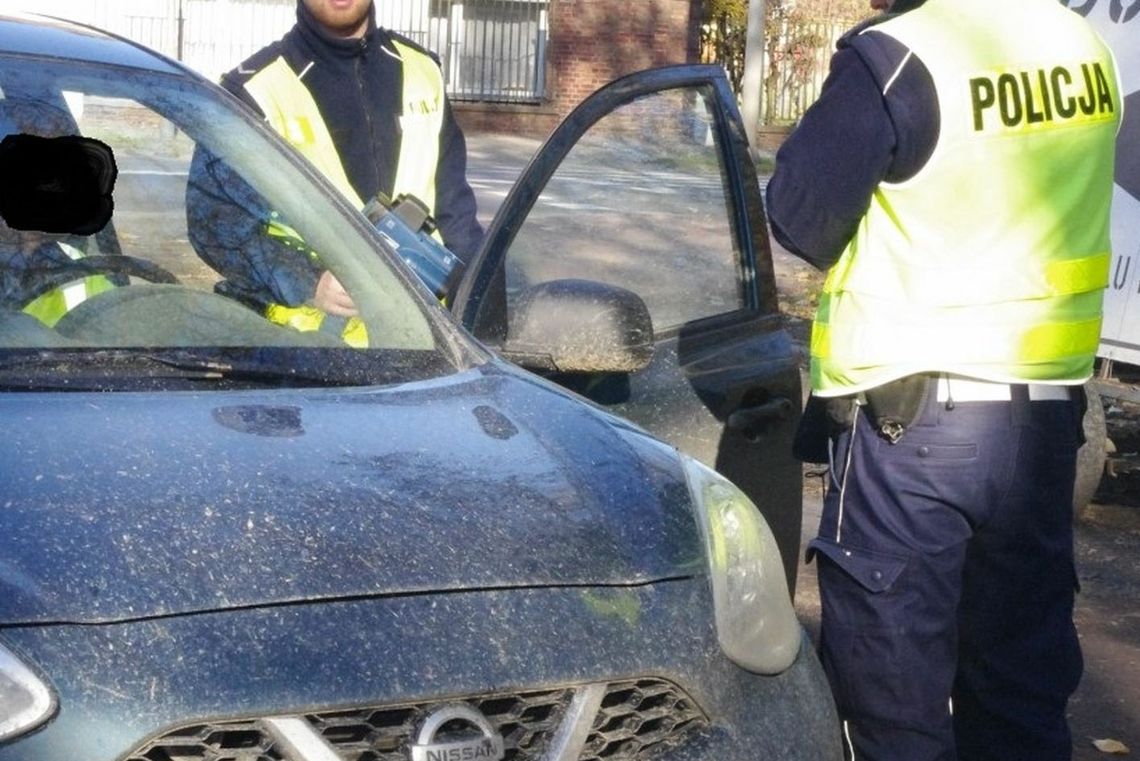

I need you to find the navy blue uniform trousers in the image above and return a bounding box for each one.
[808,384,1084,760]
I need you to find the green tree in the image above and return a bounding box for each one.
[701,0,872,121]
[701,0,750,93]
[701,0,871,90]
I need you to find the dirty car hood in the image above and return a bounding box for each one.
[0,364,703,625]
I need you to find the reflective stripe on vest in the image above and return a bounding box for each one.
[23,242,116,327]
[810,0,1121,395]
[242,43,446,347]
[264,303,369,348]
[389,39,444,214]
[242,42,445,213]
[244,56,364,206]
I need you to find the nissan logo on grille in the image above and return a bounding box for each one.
[410,704,506,761]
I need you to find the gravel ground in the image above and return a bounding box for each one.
[1098,397,1140,508]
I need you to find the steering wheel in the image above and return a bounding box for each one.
[16,254,181,308]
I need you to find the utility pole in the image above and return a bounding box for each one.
[740,0,766,157]
[176,0,185,62]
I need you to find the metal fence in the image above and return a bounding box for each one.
[0,0,549,102]
[375,0,549,103]
[763,17,852,125]
[699,14,857,126]
[2,0,850,117]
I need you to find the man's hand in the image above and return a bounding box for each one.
[311,270,358,316]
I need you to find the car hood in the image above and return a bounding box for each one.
[0,363,704,625]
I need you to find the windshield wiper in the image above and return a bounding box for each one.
[0,348,372,389]
[140,350,358,386]
[0,347,448,390]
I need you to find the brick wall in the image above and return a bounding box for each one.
[455,0,700,139]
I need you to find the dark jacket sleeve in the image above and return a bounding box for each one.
[764,46,896,271]
[764,28,939,271]
[184,60,323,310]
[432,98,484,263]
[185,144,322,310]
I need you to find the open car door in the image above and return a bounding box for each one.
[452,65,805,592]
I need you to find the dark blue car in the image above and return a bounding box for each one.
[0,11,840,760]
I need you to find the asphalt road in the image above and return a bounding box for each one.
[466,133,542,229]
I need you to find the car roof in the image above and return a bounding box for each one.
[0,11,186,75]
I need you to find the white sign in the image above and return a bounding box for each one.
[1062,0,1140,365]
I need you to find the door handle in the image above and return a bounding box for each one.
[727,397,794,441]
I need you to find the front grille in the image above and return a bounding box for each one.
[580,681,706,760]
[123,679,707,761]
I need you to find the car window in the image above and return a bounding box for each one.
[0,59,453,388]
[500,86,745,334]
[70,93,209,284]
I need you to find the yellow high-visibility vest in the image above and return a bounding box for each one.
[811,0,1121,395]
[23,242,116,326]
[243,39,444,212]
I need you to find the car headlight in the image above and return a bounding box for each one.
[0,641,55,741]
[682,455,801,675]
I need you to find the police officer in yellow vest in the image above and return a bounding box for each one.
[185,0,483,345]
[766,0,1120,758]
[0,233,117,326]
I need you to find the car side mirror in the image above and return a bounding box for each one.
[0,133,117,235]
[500,278,654,374]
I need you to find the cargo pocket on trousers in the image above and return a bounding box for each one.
[806,537,930,723]
[807,537,907,593]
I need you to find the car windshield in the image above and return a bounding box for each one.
[0,44,460,390]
